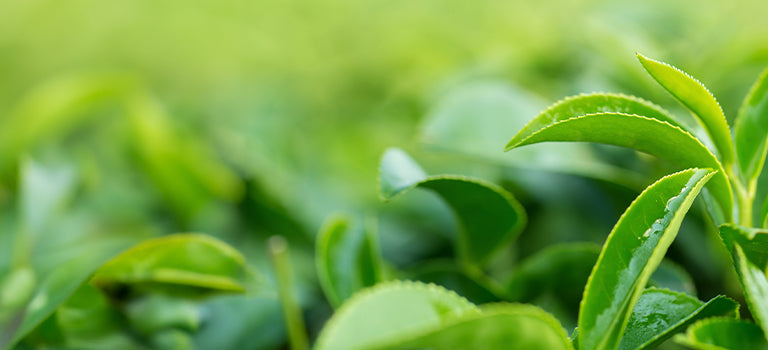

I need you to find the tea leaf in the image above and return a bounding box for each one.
[578,168,715,350]
[719,224,768,341]
[314,281,478,350]
[408,261,502,304]
[734,67,768,184]
[316,214,383,308]
[379,148,526,266]
[91,234,247,296]
[505,113,732,222]
[637,53,734,167]
[372,303,573,350]
[619,288,739,350]
[675,318,768,350]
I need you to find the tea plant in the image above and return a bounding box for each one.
[311,54,768,349]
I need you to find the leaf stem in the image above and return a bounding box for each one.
[726,165,754,227]
[268,236,309,350]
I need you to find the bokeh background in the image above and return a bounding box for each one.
[2,0,768,348]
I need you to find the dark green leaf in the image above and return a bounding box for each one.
[648,260,697,295]
[578,168,715,350]
[316,214,383,308]
[506,113,732,222]
[408,261,502,304]
[734,66,768,184]
[675,318,768,350]
[637,53,735,167]
[379,148,527,266]
[619,288,739,350]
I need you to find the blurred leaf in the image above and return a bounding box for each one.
[637,53,735,167]
[125,294,200,336]
[193,294,285,350]
[618,288,738,350]
[379,148,526,266]
[316,214,383,308]
[19,158,77,240]
[734,66,768,184]
[408,261,502,305]
[719,224,768,341]
[506,112,732,222]
[371,304,573,350]
[675,318,768,350]
[578,168,714,350]
[91,234,247,297]
[314,281,477,350]
[648,260,697,295]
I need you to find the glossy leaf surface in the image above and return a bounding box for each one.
[372,304,573,350]
[675,318,768,350]
[637,53,734,166]
[619,288,738,350]
[506,113,732,221]
[91,234,247,296]
[379,148,526,266]
[316,214,383,307]
[314,281,477,350]
[720,224,768,340]
[578,168,715,350]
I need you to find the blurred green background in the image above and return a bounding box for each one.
[2,0,768,348]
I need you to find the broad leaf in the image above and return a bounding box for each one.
[637,53,735,167]
[91,234,248,297]
[577,168,715,350]
[675,318,768,350]
[735,66,768,184]
[506,113,732,222]
[314,281,478,350]
[719,224,768,340]
[379,148,527,266]
[372,304,573,350]
[316,214,383,307]
[619,288,739,350]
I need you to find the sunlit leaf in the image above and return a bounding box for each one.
[619,288,738,350]
[637,53,734,167]
[578,168,715,350]
[506,113,732,222]
[379,148,526,266]
[675,318,768,350]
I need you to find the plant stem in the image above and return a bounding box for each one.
[268,236,309,350]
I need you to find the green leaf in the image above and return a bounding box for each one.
[316,214,383,308]
[91,234,248,297]
[505,243,600,330]
[734,67,768,184]
[577,168,715,350]
[648,260,697,295]
[675,318,768,350]
[314,281,478,350]
[379,148,527,266]
[505,113,732,222]
[372,303,574,350]
[193,294,286,350]
[408,261,502,304]
[719,224,768,341]
[637,53,735,166]
[619,288,739,350]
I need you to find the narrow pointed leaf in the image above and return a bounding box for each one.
[719,224,768,340]
[372,304,573,350]
[578,168,715,350]
[675,318,768,350]
[637,53,734,166]
[91,234,247,296]
[314,281,478,350]
[505,113,732,221]
[619,288,739,350]
[735,67,768,183]
[316,214,383,308]
[379,148,526,266]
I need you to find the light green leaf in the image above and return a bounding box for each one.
[637,53,735,167]
[193,294,285,350]
[314,281,478,350]
[91,234,248,296]
[734,66,768,184]
[675,318,768,350]
[719,224,768,341]
[577,168,715,350]
[619,288,739,350]
[505,113,732,222]
[379,148,527,266]
[316,214,383,308]
[372,303,574,350]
